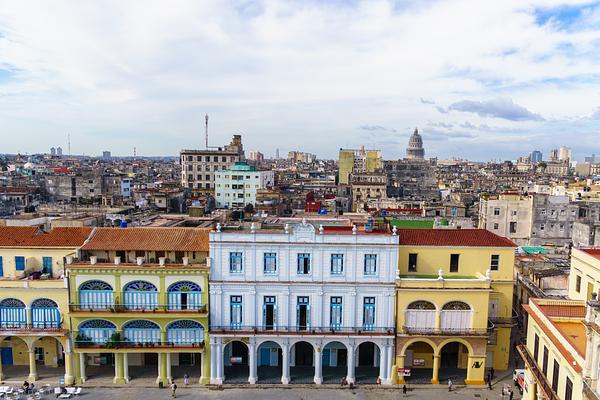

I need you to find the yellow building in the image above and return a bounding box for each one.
[519,298,586,400]
[569,248,600,301]
[67,227,211,385]
[0,226,93,384]
[338,148,382,185]
[392,228,516,385]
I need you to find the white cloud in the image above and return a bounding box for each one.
[0,0,599,159]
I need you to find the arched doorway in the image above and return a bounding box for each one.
[356,342,380,383]
[402,341,435,384]
[257,341,282,384]
[290,341,314,383]
[322,341,347,383]
[439,341,469,384]
[31,336,65,381]
[223,340,248,383]
[0,336,32,380]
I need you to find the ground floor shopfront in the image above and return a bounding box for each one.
[210,334,394,385]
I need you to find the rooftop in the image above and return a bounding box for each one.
[0,226,93,247]
[579,248,600,261]
[397,228,516,247]
[81,227,209,252]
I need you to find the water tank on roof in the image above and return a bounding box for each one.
[120,220,128,228]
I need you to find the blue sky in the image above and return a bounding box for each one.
[1,0,600,161]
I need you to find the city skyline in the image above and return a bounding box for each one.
[1,1,600,160]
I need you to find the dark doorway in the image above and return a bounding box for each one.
[144,353,158,365]
[294,342,313,366]
[358,342,375,366]
[441,342,459,368]
[264,297,275,330]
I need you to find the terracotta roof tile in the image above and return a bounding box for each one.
[81,227,209,252]
[398,228,516,247]
[579,248,600,260]
[0,227,93,247]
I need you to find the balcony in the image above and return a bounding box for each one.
[74,339,205,350]
[69,303,207,313]
[402,326,488,336]
[209,325,394,335]
[517,344,560,400]
[0,323,65,334]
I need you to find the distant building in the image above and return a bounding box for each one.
[549,148,559,162]
[338,147,382,185]
[559,146,572,162]
[50,147,56,156]
[288,151,316,163]
[102,151,112,159]
[180,135,244,193]
[530,150,542,163]
[350,172,387,212]
[56,147,63,156]
[214,162,274,209]
[248,151,264,161]
[406,128,425,160]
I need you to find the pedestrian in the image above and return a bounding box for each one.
[376,376,382,385]
[487,372,493,390]
[402,384,407,397]
[184,373,189,386]
[490,367,495,379]
[509,388,514,400]
[448,379,453,392]
[170,380,177,398]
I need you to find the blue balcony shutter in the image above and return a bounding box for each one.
[42,257,53,275]
[0,256,3,277]
[15,257,25,271]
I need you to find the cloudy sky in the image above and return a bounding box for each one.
[1,0,600,161]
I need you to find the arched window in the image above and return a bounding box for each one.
[405,301,436,332]
[166,320,204,344]
[0,298,26,328]
[79,281,114,310]
[123,281,158,310]
[441,301,472,332]
[78,320,116,344]
[168,281,202,311]
[31,298,60,329]
[123,320,160,344]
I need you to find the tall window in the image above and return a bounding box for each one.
[297,253,311,274]
[263,296,276,330]
[263,253,277,274]
[408,253,418,272]
[552,360,559,392]
[490,255,500,271]
[331,254,344,275]
[565,377,573,400]
[494,208,500,215]
[542,346,549,376]
[0,256,3,277]
[229,252,243,273]
[450,254,460,272]
[364,254,377,275]
[15,256,25,271]
[533,334,539,361]
[576,275,582,293]
[297,297,310,330]
[510,222,517,233]
[363,297,375,330]
[330,297,343,330]
[230,296,242,329]
[42,257,53,275]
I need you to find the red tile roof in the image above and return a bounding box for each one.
[579,248,600,260]
[398,228,516,247]
[81,227,209,252]
[0,227,93,247]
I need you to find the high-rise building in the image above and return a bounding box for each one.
[530,150,542,163]
[214,162,274,209]
[248,151,264,161]
[56,147,63,156]
[102,151,112,159]
[550,148,559,162]
[559,146,572,161]
[338,146,382,185]
[50,147,56,156]
[406,128,425,160]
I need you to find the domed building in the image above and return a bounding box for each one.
[406,128,425,160]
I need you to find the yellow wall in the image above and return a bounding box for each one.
[0,246,78,278]
[338,150,355,185]
[569,248,600,301]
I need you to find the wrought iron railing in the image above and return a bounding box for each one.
[0,323,63,332]
[517,344,560,400]
[402,326,488,335]
[74,340,205,349]
[209,325,394,334]
[69,304,207,313]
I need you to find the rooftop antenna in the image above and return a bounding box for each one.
[205,114,209,149]
[68,133,71,156]
[134,147,137,158]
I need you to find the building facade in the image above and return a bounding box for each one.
[338,147,382,185]
[392,229,516,386]
[406,128,425,160]
[209,221,397,385]
[214,162,275,209]
[67,227,210,385]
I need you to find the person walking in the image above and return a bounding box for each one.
[170,380,177,398]
[448,379,453,392]
[490,367,495,380]
[183,374,189,386]
[487,372,493,390]
[402,384,407,397]
[509,388,514,400]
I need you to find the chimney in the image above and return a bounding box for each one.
[90,256,97,265]
[114,256,121,265]
[66,256,73,265]
[159,257,166,266]
[182,257,189,266]
[136,257,144,266]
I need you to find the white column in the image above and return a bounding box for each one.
[379,345,387,383]
[124,353,130,383]
[248,341,257,384]
[385,344,393,384]
[281,343,290,384]
[166,353,172,383]
[314,344,323,384]
[347,344,356,384]
[79,353,87,383]
[349,291,357,328]
[215,342,224,384]
[210,339,218,384]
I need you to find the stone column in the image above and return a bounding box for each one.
[0,351,4,381]
[166,353,172,384]
[64,352,75,385]
[210,339,218,384]
[281,343,290,384]
[379,345,387,384]
[113,353,126,384]
[156,353,167,385]
[123,353,130,383]
[79,353,87,383]
[314,344,323,384]
[465,355,486,385]
[431,354,440,384]
[200,346,211,384]
[396,355,405,385]
[28,350,38,382]
[434,310,441,333]
[248,341,257,384]
[215,343,223,384]
[346,344,356,384]
[385,344,394,384]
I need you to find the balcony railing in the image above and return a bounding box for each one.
[70,304,207,313]
[0,323,64,333]
[74,340,205,349]
[584,378,600,400]
[209,325,394,335]
[517,344,560,400]
[402,326,488,336]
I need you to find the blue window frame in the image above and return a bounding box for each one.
[230,296,243,330]
[297,253,311,274]
[330,254,344,275]
[263,253,277,274]
[330,297,343,330]
[167,320,204,344]
[297,296,310,331]
[263,296,276,330]
[364,254,377,275]
[123,320,161,344]
[15,256,25,271]
[0,256,3,277]
[229,252,243,273]
[42,257,53,275]
[363,297,375,330]
[31,298,60,329]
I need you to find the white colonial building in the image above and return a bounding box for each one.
[214,162,274,209]
[208,220,397,385]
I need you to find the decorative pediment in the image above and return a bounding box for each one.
[293,219,316,242]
